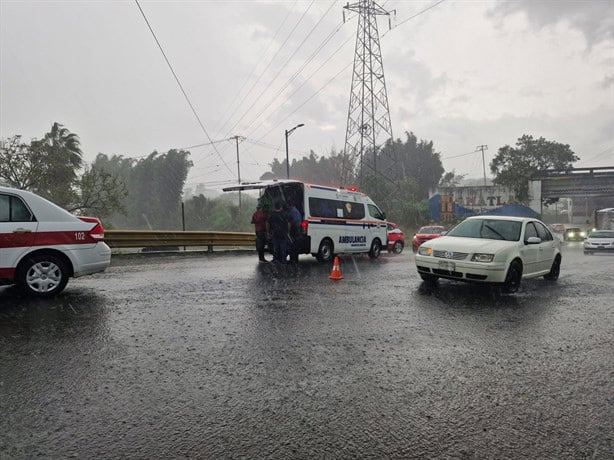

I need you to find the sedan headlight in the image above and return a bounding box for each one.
[418,246,432,256]
[471,253,494,263]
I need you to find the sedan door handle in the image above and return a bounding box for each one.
[13,228,32,234]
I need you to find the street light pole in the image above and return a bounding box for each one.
[285,123,305,179]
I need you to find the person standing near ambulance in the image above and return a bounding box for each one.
[287,201,302,264]
[267,201,290,264]
[251,201,269,263]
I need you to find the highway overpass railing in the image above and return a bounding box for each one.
[104,230,255,251]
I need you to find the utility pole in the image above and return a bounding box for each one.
[476,144,488,186]
[342,0,397,187]
[230,135,245,215]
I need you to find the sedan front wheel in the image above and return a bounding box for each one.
[501,260,522,294]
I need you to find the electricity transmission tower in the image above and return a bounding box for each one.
[342,0,397,187]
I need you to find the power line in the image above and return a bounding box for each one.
[441,150,479,160]
[581,146,614,162]
[248,0,446,152]
[223,0,335,138]
[212,1,298,136]
[134,0,233,177]
[181,138,232,150]
[384,0,447,36]
[213,0,316,140]
[238,10,351,138]
[244,32,355,142]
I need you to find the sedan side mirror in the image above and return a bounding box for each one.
[525,236,542,245]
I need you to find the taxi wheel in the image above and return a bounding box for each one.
[316,239,334,263]
[543,255,561,281]
[392,241,404,254]
[17,254,69,297]
[368,239,382,259]
[501,260,522,293]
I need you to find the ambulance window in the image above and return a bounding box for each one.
[309,197,365,219]
[368,204,385,220]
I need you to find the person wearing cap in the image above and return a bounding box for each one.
[251,201,269,262]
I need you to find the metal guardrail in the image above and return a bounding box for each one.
[104,230,255,250]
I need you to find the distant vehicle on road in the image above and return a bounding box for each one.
[224,180,388,263]
[550,223,565,233]
[415,216,561,293]
[412,225,446,251]
[584,230,614,255]
[0,186,111,297]
[564,226,586,241]
[386,222,405,254]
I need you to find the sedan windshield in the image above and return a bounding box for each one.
[589,230,614,238]
[447,219,522,241]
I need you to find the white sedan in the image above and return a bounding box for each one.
[584,230,614,255]
[415,216,562,293]
[0,186,111,297]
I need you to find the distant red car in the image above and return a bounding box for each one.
[412,225,446,251]
[387,222,405,254]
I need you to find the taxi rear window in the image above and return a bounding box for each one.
[0,194,33,222]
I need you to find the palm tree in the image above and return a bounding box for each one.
[34,122,84,206]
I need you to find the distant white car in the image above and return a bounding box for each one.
[0,186,111,297]
[584,230,614,255]
[415,216,562,293]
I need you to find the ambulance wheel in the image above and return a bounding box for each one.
[17,253,69,297]
[316,238,334,263]
[368,239,382,259]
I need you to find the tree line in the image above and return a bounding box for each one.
[1,122,578,231]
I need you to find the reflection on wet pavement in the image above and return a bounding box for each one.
[1,246,612,458]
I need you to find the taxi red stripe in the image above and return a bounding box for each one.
[0,268,16,279]
[1,230,98,249]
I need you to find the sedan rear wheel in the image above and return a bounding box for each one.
[17,254,69,297]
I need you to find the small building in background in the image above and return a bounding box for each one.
[429,184,529,223]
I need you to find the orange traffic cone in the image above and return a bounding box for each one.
[329,256,343,280]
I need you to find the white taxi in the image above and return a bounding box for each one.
[415,216,562,293]
[0,186,111,297]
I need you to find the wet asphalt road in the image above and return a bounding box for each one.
[1,243,613,459]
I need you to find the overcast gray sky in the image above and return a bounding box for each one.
[1,0,613,191]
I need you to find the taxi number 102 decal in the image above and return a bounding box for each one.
[75,232,86,241]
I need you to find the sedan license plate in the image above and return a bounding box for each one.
[438,260,456,272]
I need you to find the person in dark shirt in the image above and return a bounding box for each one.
[287,202,302,264]
[251,202,268,262]
[267,201,290,264]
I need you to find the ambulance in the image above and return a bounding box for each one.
[223,180,388,262]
